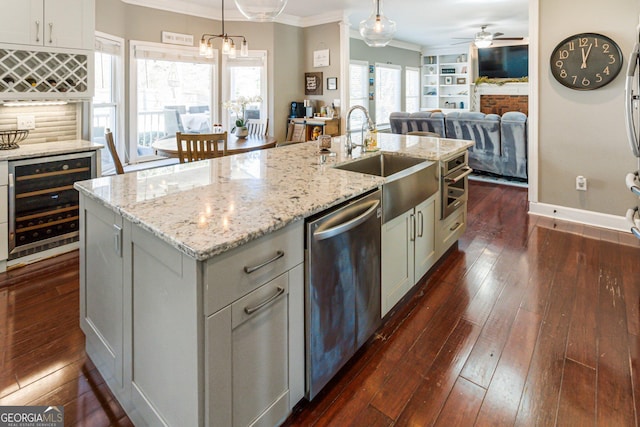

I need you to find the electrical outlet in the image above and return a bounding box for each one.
[576,175,587,191]
[17,115,35,130]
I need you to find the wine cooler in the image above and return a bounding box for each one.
[8,152,96,260]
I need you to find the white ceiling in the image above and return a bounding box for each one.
[126,0,529,49]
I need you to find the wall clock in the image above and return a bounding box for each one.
[550,32,623,90]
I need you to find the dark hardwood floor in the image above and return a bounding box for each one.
[2,180,640,426]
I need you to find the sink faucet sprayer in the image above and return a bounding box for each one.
[346,105,375,155]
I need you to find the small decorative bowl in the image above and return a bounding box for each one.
[0,129,29,150]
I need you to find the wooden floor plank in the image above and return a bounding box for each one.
[433,377,485,427]
[394,319,481,426]
[556,358,596,426]
[514,231,582,427]
[474,308,541,427]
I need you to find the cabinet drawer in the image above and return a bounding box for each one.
[205,221,303,316]
[439,206,466,251]
[0,162,7,186]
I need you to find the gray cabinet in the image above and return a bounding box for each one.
[79,196,126,390]
[206,268,302,426]
[79,193,304,427]
[381,194,438,317]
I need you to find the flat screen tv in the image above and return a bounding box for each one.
[478,45,529,79]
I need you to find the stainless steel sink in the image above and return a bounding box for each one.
[335,153,438,223]
[334,153,427,178]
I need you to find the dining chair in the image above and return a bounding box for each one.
[176,132,227,163]
[104,128,125,175]
[246,118,269,136]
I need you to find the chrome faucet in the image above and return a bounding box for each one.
[346,105,375,155]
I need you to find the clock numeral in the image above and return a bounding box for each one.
[560,69,567,78]
[582,77,591,86]
[603,66,610,75]
[594,38,599,47]
[579,37,589,47]
[572,75,578,85]
[555,60,564,68]
[602,43,610,53]
[609,54,616,64]
[595,73,603,83]
[559,50,569,60]
[568,41,575,51]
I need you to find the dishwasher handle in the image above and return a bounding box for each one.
[313,199,380,241]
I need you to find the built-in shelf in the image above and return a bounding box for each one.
[422,51,470,111]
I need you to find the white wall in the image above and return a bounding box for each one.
[536,0,640,217]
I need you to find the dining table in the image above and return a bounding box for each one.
[151,133,278,158]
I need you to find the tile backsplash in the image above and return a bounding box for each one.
[0,103,79,144]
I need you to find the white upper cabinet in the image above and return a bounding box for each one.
[0,0,95,50]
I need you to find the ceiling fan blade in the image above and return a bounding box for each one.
[452,37,474,40]
[493,32,504,38]
[494,37,525,40]
[451,40,472,45]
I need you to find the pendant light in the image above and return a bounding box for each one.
[234,0,288,22]
[359,0,396,47]
[199,0,249,58]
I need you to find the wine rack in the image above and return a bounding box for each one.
[0,46,92,101]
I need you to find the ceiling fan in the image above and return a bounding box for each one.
[453,25,524,47]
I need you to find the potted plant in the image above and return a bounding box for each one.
[223,95,262,138]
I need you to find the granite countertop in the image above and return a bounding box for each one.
[0,140,102,161]
[74,133,473,261]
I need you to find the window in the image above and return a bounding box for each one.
[130,41,218,163]
[348,60,369,131]
[405,67,420,113]
[92,32,124,175]
[375,63,401,126]
[222,51,267,130]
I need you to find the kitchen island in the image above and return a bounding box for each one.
[74,133,473,427]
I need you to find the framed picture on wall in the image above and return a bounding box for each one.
[456,77,466,84]
[444,76,453,85]
[305,72,323,95]
[327,77,337,90]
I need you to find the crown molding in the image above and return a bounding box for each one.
[349,29,423,52]
[121,0,345,26]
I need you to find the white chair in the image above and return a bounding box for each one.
[246,119,268,136]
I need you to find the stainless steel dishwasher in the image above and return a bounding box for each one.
[305,188,382,400]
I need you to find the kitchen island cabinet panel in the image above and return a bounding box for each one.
[79,196,125,390]
[129,225,201,427]
[414,197,437,281]
[382,208,414,317]
[382,194,438,318]
[207,272,290,427]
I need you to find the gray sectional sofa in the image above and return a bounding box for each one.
[390,111,528,180]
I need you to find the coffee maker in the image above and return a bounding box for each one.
[290,101,305,118]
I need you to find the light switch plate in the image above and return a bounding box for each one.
[17,115,35,130]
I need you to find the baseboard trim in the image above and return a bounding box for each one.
[529,202,630,232]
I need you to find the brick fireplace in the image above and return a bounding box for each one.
[480,95,528,115]
[473,83,529,116]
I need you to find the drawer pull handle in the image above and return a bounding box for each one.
[450,222,462,232]
[243,250,284,274]
[244,287,285,315]
[35,20,40,42]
